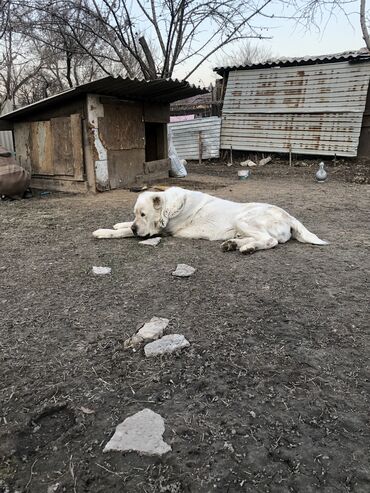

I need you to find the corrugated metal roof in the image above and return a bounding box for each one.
[214,49,370,76]
[0,76,208,121]
[220,60,370,157]
[168,117,221,160]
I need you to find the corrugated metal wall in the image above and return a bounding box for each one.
[168,117,221,160]
[221,61,370,157]
[0,130,14,152]
[0,101,14,151]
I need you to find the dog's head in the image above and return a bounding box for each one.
[131,187,186,237]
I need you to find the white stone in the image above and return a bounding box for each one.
[103,408,171,456]
[172,264,196,277]
[124,317,169,348]
[47,484,60,493]
[92,266,111,275]
[240,159,257,167]
[137,317,169,339]
[139,237,161,246]
[259,156,272,166]
[144,334,190,357]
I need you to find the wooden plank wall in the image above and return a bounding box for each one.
[14,113,87,192]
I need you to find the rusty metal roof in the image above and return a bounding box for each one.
[0,76,208,121]
[220,59,370,157]
[214,49,370,76]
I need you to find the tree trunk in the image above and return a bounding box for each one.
[360,0,370,51]
[138,36,157,79]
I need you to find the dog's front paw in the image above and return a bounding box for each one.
[113,222,131,230]
[93,228,114,239]
[221,239,238,252]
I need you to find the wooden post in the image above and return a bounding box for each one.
[230,145,233,165]
[289,144,292,167]
[198,131,202,165]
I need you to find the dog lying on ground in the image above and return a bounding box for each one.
[93,187,328,254]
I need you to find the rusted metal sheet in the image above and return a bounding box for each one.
[221,61,370,157]
[0,77,208,123]
[214,49,370,76]
[168,117,221,160]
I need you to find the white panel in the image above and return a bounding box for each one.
[221,61,370,157]
[0,131,14,152]
[168,117,221,160]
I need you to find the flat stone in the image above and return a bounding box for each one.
[139,237,161,246]
[103,408,171,456]
[92,266,111,275]
[144,334,190,357]
[137,317,169,339]
[240,159,257,167]
[124,317,169,348]
[172,264,196,277]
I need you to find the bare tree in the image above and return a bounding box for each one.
[216,40,274,67]
[0,28,45,108]
[16,0,276,80]
[0,0,10,40]
[296,0,370,52]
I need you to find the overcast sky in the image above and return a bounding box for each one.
[177,3,365,86]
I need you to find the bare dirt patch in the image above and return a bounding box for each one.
[1,163,369,492]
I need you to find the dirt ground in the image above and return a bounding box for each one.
[1,161,369,493]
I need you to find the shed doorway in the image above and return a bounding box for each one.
[145,123,166,162]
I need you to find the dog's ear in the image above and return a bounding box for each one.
[163,188,185,219]
[152,195,162,210]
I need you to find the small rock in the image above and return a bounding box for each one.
[249,410,256,418]
[138,317,169,339]
[144,334,190,357]
[47,484,60,493]
[80,406,95,415]
[240,160,257,167]
[92,266,111,275]
[103,408,171,456]
[124,317,169,348]
[258,156,272,166]
[172,264,196,277]
[139,237,161,246]
[224,441,235,453]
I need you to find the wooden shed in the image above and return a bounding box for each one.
[0,76,207,192]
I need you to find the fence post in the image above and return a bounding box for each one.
[198,131,202,165]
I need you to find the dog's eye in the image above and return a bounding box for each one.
[141,212,145,217]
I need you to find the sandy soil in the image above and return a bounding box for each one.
[1,162,369,493]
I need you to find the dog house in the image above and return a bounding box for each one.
[0,77,207,192]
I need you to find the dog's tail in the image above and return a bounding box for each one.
[291,218,329,245]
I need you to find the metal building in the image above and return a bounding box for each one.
[215,51,370,157]
[168,117,221,160]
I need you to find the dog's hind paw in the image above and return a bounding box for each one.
[221,239,238,252]
[240,245,256,255]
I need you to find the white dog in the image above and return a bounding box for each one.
[93,187,328,254]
